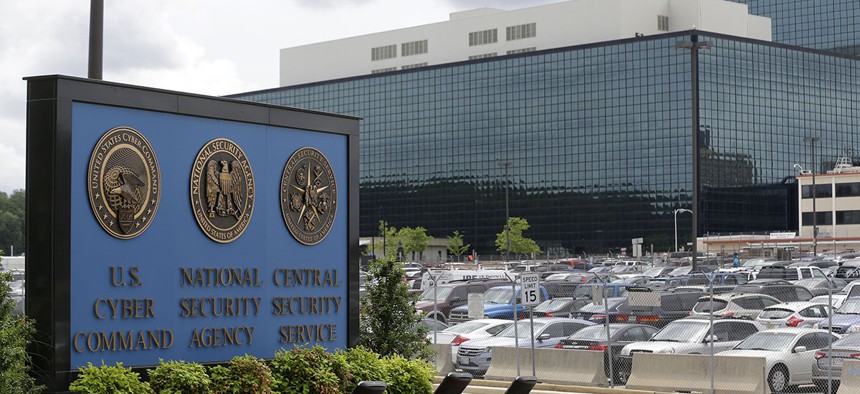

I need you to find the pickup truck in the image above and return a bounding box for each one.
[447,284,549,324]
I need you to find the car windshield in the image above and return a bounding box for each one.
[483,287,514,304]
[441,321,491,335]
[758,308,794,320]
[670,267,692,276]
[610,266,631,273]
[577,299,621,313]
[499,321,547,338]
[836,299,860,315]
[589,267,610,273]
[794,278,823,288]
[567,325,621,341]
[420,286,453,301]
[642,267,665,277]
[573,285,619,298]
[693,299,728,313]
[651,321,707,343]
[537,298,573,310]
[545,273,571,281]
[734,333,796,351]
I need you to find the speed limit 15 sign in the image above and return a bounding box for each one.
[520,273,541,306]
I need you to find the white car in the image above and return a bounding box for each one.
[717,328,840,392]
[755,302,830,329]
[427,318,513,362]
[810,294,848,309]
[617,318,761,383]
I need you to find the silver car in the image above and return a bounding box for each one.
[455,317,593,377]
[617,318,761,383]
[755,302,829,329]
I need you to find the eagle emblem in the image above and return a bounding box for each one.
[87,127,160,239]
[190,138,255,243]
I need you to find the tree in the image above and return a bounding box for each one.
[359,257,431,360]
[0,190,25,255]
[372,221,399,259]
[495,217,541,259]
[446,230,470,262]
[0,254,42,393]
[396,227,431,262]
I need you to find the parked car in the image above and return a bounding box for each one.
[685,272,748,286]
[795,277,848,296]
[755,302,830,329]
[691,292,781,319]
[816,297,860,334]
[718,328,839,393]
[810,294,848,309]
[732,281,814,302]
[617,318,761,383]
[427,318,513,362]
[528,297,591,318]
[811,332,860,393]
[756,266,827,281]
[571,297,626,323]
[671,285,736,294]
[555,323,659,384]
[616,290,704,327]
[638,266,675,278]
[455,318,594,377]
[643,277,688,291]
[447,284,550,324]
[569,283,634,300]
[415,279,507,324]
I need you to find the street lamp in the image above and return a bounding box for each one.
[675,33,712,271]
[499,161,513,263]
[674,209,692,252]
[804,136,821,255]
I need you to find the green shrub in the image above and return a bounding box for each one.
[269,345,351,394]
[381,354,433,394]
[0,269,42,394]
[335,346,386,392]
[69,362,152,394]
[148,359,211,394]
[209,355,273,394]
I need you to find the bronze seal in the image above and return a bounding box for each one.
[190,138,255,243]
[281,147,337,245]
[87,126,161,239]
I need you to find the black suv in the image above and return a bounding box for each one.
[733,280,814,302]
[616,289,705,327]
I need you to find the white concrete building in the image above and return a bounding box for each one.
[280,0,771,86]
[797,157,860,241]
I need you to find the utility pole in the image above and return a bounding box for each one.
[88,0,104,79]
[805,136,821,255]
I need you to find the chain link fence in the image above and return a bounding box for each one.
[421,266,846,393]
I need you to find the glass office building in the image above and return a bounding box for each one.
[233,30,859,254]
[729,0,860,56]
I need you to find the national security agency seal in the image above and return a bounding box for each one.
[190,138,255,243]
[281,147,337,245]
[87,126,161,239]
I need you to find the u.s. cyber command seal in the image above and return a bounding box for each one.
[190,138,255,243]
[281,147,337,245]
[87,126,161,239]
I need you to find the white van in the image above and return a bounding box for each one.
[420,269,510,290]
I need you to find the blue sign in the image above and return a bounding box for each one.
[68,103,348,367]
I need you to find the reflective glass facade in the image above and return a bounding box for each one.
[233,31,860,254]
[730,0,860,55]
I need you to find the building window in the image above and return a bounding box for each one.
[506,23,537,41]
[402,40,428,56]
[371,67,397,74]
[371,45,397,61]
[507,47,536,55]
[802,212,833,226]
[837,210,860,225]
[802,184,832,198]
[469,29,498,46]
[658,15,669,31]
[469,53,498,60]
[836,182,860,197]
[401,63,427,70]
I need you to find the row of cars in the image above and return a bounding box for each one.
[416,259,860,392]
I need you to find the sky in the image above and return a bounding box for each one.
[0,0,560,194]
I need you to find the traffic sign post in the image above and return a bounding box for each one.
[520,273,540,377]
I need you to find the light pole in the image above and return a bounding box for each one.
[804,136,821,255]
[674,209,692,252]
[499,161,513,263]
[676,33,712,271]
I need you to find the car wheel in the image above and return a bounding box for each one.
[768,365,789,393]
